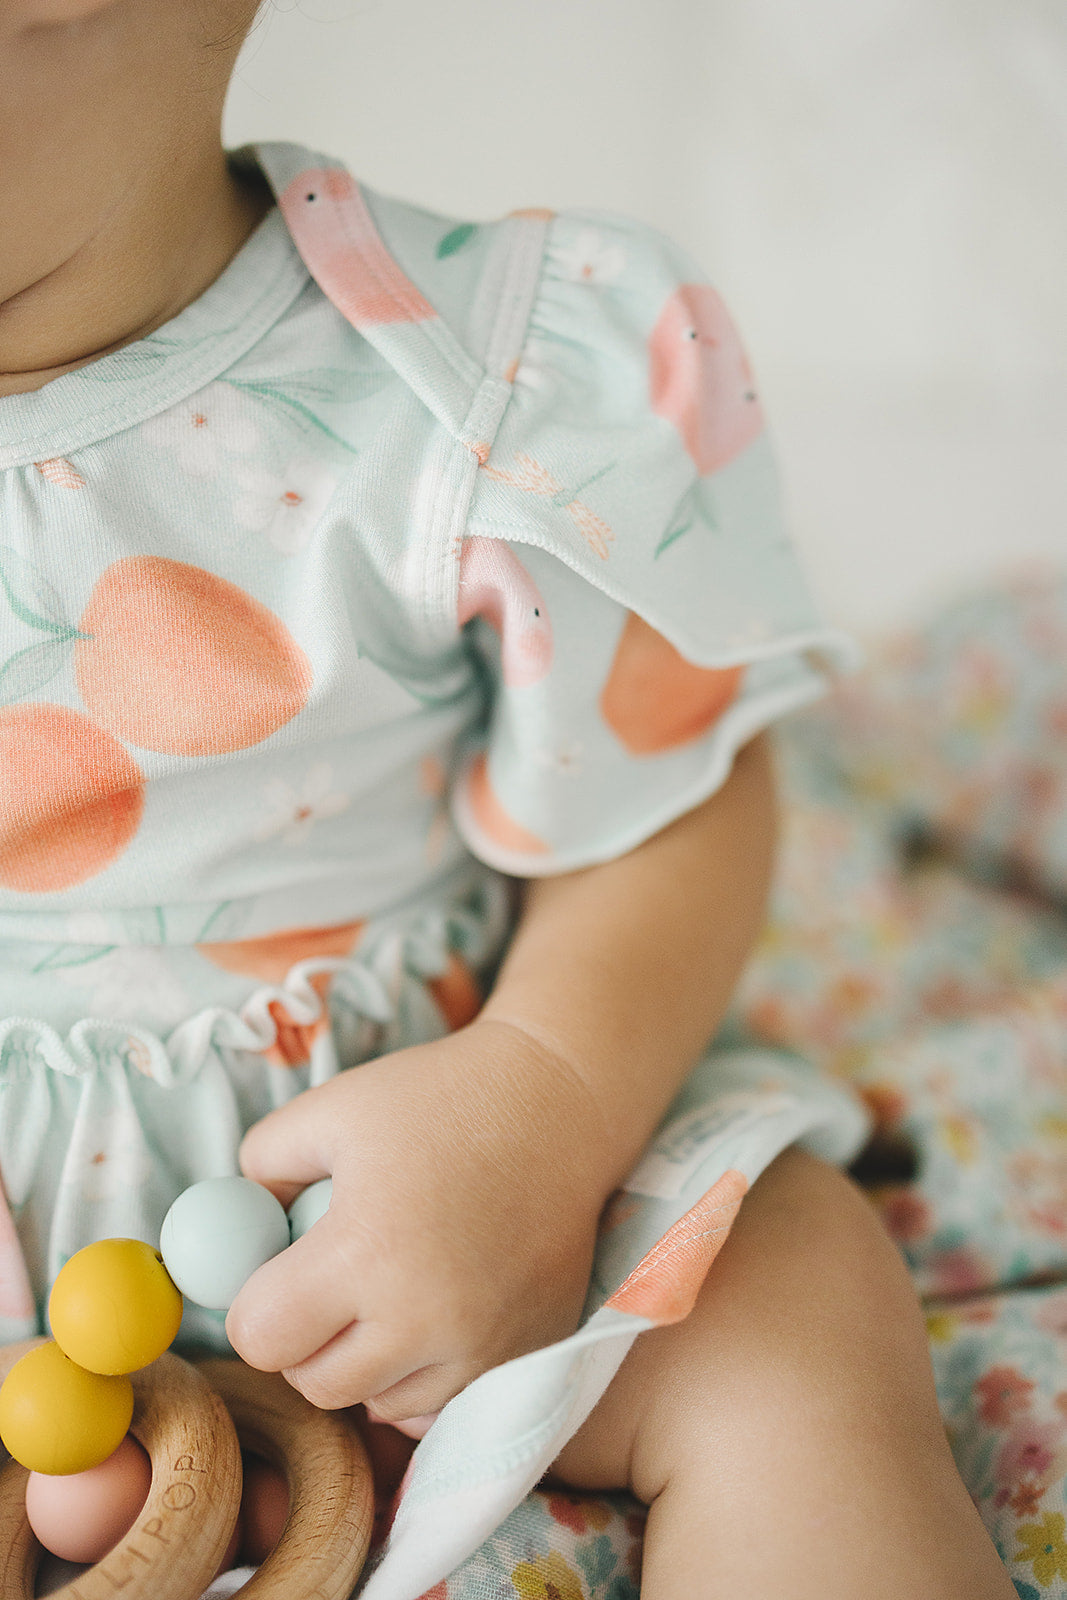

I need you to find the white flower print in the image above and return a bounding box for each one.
[232,456,340,555]
[554,228,627,285]
[509,336,554,394]
[60,1108,153,1205]
[141,381,261,479]
[56,947,194,1034]
[255,763,351,845]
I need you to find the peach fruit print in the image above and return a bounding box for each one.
[0,704,144,893]
[278,168,437,327]
[457,538,553,687]
[74,557,312,757]
[599,612,744,754]
[648,284,764,476]
[199,920,481,1063]
[200,920,365,1069]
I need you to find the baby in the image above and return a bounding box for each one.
[0,2,1016,1595]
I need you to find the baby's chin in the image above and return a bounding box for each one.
[7,0,264,39]
[12,0,121,23]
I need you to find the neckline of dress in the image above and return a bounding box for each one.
[0,160,311,472]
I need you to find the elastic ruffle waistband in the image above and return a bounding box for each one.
[0,888,511,1085]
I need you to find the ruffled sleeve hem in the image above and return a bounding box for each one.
[451,665,833,878]
[443,209,858,876]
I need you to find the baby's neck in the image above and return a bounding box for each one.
[0,2,270,401]
[0,157,273,401]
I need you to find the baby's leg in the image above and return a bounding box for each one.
[553,1147,1015,1599]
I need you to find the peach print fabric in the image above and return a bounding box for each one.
[0,144,860,1583]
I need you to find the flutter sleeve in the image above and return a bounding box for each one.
[449,210,858,875]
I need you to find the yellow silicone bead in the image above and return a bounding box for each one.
[49,1238,183,1375]
[0,1341,134,1475]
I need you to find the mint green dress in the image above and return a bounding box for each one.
[0,142,866,1597]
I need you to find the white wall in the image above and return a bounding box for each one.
[225,0,1067,636]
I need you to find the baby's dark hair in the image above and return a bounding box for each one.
[197,0,268,53]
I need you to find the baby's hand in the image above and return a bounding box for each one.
[225,1019,606,1424]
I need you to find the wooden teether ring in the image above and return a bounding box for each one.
[197,1358,374,1600]
[0,1338,241,1600]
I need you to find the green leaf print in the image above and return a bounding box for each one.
[119,906,168,944]
[245,368,393,406]
[577,1535,618,1590]
[654,519,692,558]
[0,545,79,636]
[225,379,361,456]
[605,1574,640,1600]
[655,482,721,557]
[437,223,477,259]
[0,638,70,705]
[964,1429,999,1501]
[32,944,116,973]
[194,901,245,943]
[553,460,616,510]
[0,547,84,700]
[79,344,173,382]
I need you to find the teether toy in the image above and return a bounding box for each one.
[201,1357,372,1598]
[0,1341,133,1476]
[160,1176,290,1311]
[0,1177,317,1477]
[0,1342,373,1598]
[25,1434,152,1564]
[0,1340,242,1598]
[49,1238,183,1375]
[287,1177,332,1241]
[0,1175,368,1593]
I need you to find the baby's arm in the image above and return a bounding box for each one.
[481,729,778,1194]
[226,733,776,1419]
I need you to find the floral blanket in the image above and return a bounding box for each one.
[420,568,1067,1600]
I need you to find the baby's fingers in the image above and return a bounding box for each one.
[281,1321,436,1411]
[238,1085,333,1207]
[226,1222,358,1371]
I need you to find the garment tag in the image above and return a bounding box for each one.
[622,1092,799,1200]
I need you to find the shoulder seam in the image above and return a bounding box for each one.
[421,214,551,647]
[482,215,552,382]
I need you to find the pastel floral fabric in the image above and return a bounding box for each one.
[0,141,849,948]
[737,570,1067,1597]
[0,139,860,1593]
[433,1492,644,1600]
[0,143,849,1342]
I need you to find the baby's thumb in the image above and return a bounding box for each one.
[239,1090,332,1210]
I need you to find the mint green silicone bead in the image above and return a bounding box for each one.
[160,1177,289,1311]
[287,1179,333,1242]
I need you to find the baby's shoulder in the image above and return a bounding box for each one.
[361,189,708,363]
[256,144,722,392]
[355,188,506,351]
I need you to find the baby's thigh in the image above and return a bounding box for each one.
[552,1146,943,1500]
[554,1149,1016,1595]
